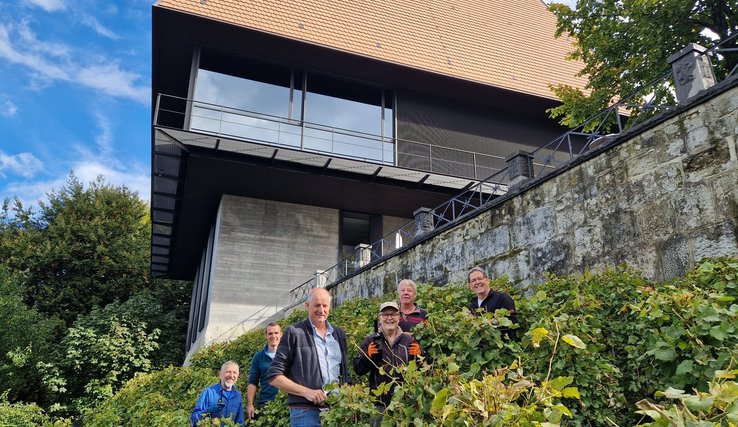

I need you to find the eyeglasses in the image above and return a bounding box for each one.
[380,312,400,318]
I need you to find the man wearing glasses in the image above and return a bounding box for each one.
[467,265,517,339]
[354,301,424,426]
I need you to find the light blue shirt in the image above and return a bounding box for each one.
[310,320,342,387]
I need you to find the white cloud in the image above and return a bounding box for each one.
[92,113,114,155]
[0,151,44,178]
[0,100,18,117]
[80,13,120,40]
[74,161,150,201]
[27,0,67,13]
[0,22,149,105]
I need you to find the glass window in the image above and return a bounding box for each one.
[304,73,392,163]
[187,49,395,164]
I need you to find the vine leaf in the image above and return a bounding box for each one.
[562,334,586,349]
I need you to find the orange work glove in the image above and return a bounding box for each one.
[367,342,379,357]
[408,342,421,357]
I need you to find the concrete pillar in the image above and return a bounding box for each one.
[668,43,716,103]
[312,270,327,288]
[506,150,534,189]
[413,207,434,237]
[354,243,372,268]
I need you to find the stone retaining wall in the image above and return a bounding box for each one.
[332,77,738,304]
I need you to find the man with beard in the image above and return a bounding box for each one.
[190,360,245,426]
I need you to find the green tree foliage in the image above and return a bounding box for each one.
[0,174,190,420]
[0,267,64,405]
[5,174,150,324]
[547,0,738,130]
[58,310,161,413]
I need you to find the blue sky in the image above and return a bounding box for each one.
[0,0,151,209]
[0,0,580,211]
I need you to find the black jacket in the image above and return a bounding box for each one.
[469,291,518,340]
[353,331,423,407]
[267,319,350,408]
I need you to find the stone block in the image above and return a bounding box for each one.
[658,235,691,281]
[511,206,555,247]
[694,221,738,261]
[573,224,604,267]
[530,237,574,277]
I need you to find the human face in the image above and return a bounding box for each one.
[379,309,400,334]
[220,363,239,390]
[398,283,416,306]
[468,270,490,298]
[305,288,331,326]
[265,325,282,350]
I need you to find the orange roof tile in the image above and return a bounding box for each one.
[155,0,587,100]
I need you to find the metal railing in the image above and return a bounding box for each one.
[154,95,514,180]
[205,35,738,340]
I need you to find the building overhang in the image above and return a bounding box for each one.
[153,126,486,280]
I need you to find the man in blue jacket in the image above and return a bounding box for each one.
[267,287,350,427]
[190,360,245,426]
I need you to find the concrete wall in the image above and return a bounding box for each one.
[333,79,738,304]
[188,195,339,359]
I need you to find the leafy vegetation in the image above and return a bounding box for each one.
[547,0,737,130]
[80,257,738,426]
[0,175,190,421]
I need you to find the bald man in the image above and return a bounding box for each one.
[267,288,350,426]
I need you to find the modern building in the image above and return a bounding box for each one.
[150,0,587,361]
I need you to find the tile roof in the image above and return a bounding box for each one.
[155,0,587,100]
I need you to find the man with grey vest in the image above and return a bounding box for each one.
[267,287,350,427]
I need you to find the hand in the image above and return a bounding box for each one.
[302,388,328,405]
[206,401,225,415]
[408,342,421,357]
[247,403,255,419]
[367,342,379,357]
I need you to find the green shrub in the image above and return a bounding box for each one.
[0,393,71,427]
[87,257,738,426]
[83,366,215,426]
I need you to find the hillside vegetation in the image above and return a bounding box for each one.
[78,258,738,426]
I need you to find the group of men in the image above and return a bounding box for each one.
[190,266,516,426]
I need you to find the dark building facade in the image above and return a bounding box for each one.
[150,0,586,360]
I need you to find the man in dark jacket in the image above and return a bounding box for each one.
[354,301,424,426]
[467,266,517,339]
[267,287,349,427]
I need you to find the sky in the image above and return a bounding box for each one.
[0,0,151,209]
[0,0,578,211]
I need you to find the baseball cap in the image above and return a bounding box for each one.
[379,301,400,312]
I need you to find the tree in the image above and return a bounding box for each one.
[58,310,160,413]
[0,267,64,405]
[3,174,151,324]
[547,0,737,130]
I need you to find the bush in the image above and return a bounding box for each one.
[83,366,215,426]
[87,257,738,426]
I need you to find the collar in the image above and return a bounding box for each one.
[309,319,334,335]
